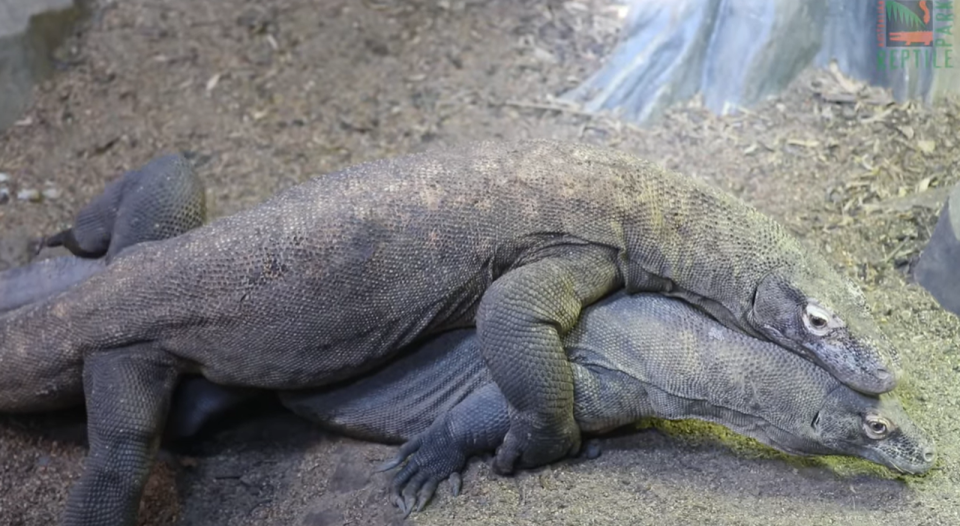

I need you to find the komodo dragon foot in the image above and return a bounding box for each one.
[40,153,205,260]
[374,384,510,516]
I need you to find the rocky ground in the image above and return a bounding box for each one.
[1,1,959,525]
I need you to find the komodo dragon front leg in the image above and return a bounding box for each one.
[476,245,622,472]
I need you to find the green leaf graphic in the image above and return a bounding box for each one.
[886,1,925,29]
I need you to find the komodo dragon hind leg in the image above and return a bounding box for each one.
[0,153,207,313]
[41,153,206,261]
[63,345,180,526]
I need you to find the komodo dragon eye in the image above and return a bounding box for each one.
[863,415,893,439]
[802,303,836,336]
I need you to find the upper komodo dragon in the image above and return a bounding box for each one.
[0,140,902,525]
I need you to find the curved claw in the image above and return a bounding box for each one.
[380,433,468,516]
[449,472,462,496]
[376,435,423,473]
[376,456,405,474]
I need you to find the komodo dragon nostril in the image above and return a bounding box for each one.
[923,448,936,463]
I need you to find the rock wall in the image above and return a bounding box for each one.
[0,0,83,132]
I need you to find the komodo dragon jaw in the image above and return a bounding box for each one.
[747,262,900,396]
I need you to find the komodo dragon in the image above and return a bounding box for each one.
[279,291,934,515]
[0,140,901,525]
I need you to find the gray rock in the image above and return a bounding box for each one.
[563,0,723,123]
[0,0,84,132]
[16,188,40,202]
[915,184,960,318]
[564,0,827,122]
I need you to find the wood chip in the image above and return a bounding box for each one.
[897,125,915,139]
[205,73,221,93]
[787,139,819,148]
[917,139,936,153]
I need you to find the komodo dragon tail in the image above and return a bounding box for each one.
[0,256,105,315]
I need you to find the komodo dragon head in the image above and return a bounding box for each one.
[746,253,900,396]
[806,389,936,475]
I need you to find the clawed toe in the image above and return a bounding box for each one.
[389,466,442,517]
[449,472,462,496]
[375,456,404,473]
[579,439,602,460]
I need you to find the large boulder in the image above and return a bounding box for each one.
[0,0,83,132]
[915,183,960,318]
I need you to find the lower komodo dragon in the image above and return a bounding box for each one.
[0,140,903,525]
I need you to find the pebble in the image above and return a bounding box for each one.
[17,188,41,202]
[0,173,9,183]
[0,187,8,205]
[42,187,61,200]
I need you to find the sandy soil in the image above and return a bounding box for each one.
[1,1,959,525]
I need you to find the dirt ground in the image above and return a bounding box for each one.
[1,0,959,525]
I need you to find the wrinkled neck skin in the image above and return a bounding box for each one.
[617,199,803,347]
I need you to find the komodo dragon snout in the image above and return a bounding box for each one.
[747,262,900,396]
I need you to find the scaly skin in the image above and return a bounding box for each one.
[0,140,900,525]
